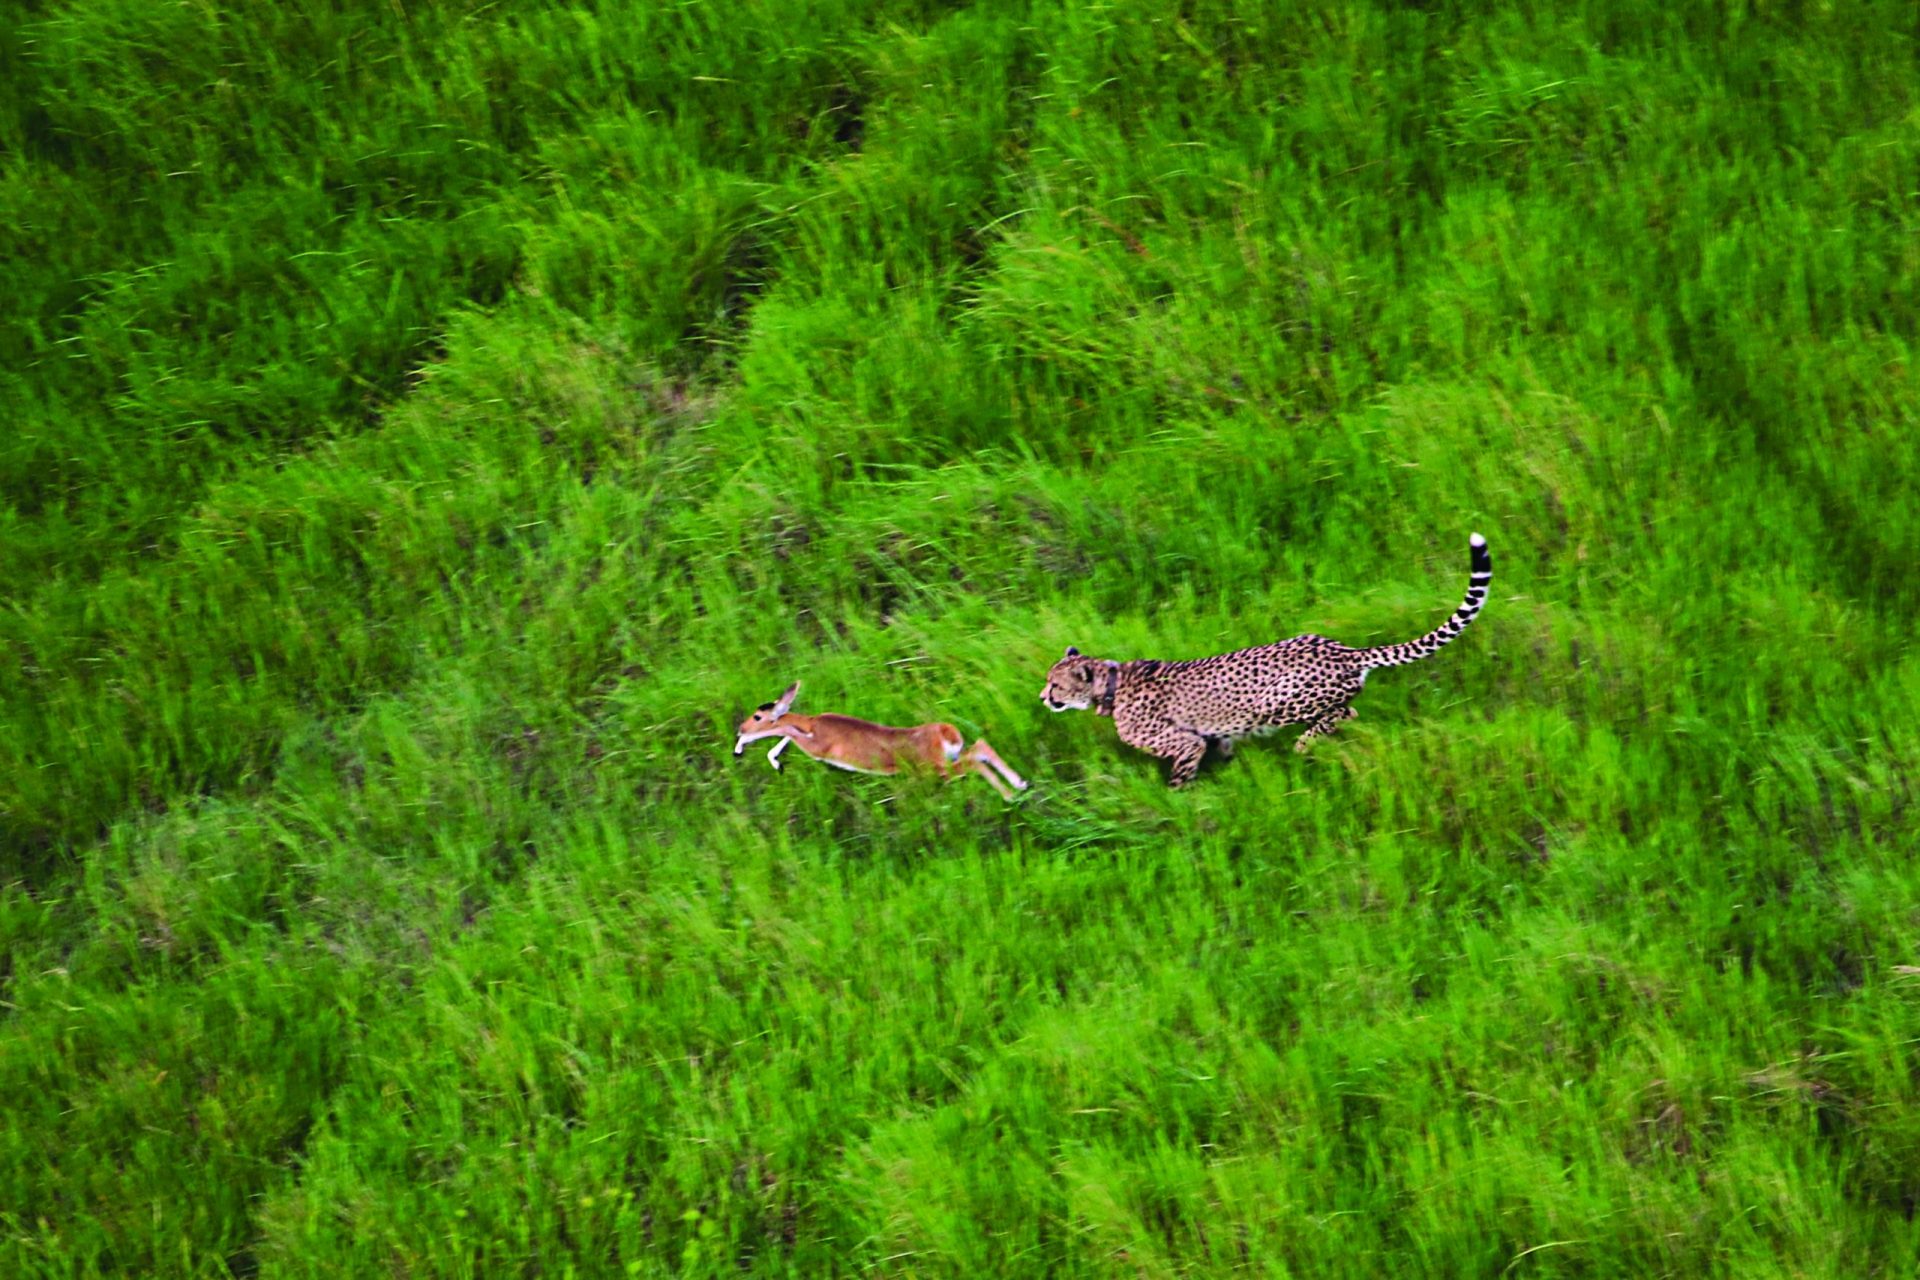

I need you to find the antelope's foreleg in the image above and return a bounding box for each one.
[766,737,790,771]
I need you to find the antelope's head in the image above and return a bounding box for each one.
[734,681,801,756]
[1039,646,1102,712]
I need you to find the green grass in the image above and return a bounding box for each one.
[5,0,1919,1274]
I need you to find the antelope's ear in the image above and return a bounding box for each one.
[1064,646,1079,658]
[773,681,801,716]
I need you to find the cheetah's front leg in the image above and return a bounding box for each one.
[1163,732,1209,788]
[1293,706,1356,754]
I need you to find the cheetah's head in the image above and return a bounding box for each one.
[1040,647,1101,712]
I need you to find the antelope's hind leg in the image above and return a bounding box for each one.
[965,758,1016,799]
[934,750,1009,798]
[964,739,1029,797]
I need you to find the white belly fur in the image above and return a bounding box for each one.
[822,758,886,776]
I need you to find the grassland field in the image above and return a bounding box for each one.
[4,0,1920,1275]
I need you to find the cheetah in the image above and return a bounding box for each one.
[1038,533,1492,787]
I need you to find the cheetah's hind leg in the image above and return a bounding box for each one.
[1293,706,1357,755]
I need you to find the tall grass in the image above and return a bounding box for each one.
[4,0,1918,1274]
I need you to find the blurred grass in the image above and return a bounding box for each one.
[4,0,1919,1275]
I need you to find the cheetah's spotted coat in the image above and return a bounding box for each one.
[1039,534,1493,787]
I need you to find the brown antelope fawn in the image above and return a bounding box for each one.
[732,682,1029,799]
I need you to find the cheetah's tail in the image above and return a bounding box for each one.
[1358,533,1492,670]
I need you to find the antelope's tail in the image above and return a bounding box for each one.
[1358,534,1492,670]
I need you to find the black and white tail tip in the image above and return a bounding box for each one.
[1464,532,1492,608]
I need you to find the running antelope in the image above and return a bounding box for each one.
[732,682,1029,799]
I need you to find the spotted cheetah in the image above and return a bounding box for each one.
[1038,533,1492,787]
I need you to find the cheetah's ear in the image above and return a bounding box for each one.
[1064,646,1079,658]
